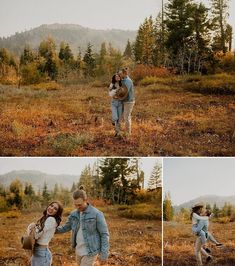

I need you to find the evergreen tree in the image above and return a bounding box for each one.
[148,163,162,191]
[134,16,155,65]
[123,39,132,59]
[99,158,136,204]
[42,182,50,205]
[165,0,195,72]
[211,0,230,53]
[78,165,93,196]
[8,179,23,209]
[20,45,35,65]
[212,203,220,218]
[83,43,96,77]
[96,42,107,77]
[38,37,58,80]
[163,192,174,221]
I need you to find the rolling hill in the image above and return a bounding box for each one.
[0,170,79,190]
[174,195,235,212]
[0,23,137,56]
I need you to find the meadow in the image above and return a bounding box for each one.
[0,206,161,266]
[164,221,235,266]
[0,74,234,156]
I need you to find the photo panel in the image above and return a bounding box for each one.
[163,157,235,266]
[0,0,234,157]
[0,157,162,266]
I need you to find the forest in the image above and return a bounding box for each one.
[0,0,234,85]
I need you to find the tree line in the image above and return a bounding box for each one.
[163,193,235,222]
[0,0,234,85]
[0,158,161,212]
[134,0,234,73]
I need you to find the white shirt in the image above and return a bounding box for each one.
[34,217,57,245]
[76,212,88,256]
[192,212,209,225]
[109,83,119,97]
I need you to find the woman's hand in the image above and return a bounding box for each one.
[27,222,36,235]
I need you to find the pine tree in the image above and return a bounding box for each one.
[134,16,155,65]
[148,163,162,191]
[83,43,96,77]
[212,203,220,218]
[123,39,132,59]
[20,45,35,65]
[38,37,58,80]
[163,192,174,221]
[42,182,50,206]
[8,179,23,209]
[165,0,195,72]
[78,165,93,196]
[211,0,230,53]
[99,158,136,204]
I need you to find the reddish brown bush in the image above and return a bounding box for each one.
[132,64,171,82]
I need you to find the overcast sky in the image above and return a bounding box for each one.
[0,0,234,42]
[0,157,162,188]
[163,158,235,206]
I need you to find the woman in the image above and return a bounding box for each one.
[109,73,125,137]
[27,201,63,266]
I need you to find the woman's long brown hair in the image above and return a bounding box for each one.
[36,201,63,232]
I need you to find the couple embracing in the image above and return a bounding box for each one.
[109,68,135,138]
[25,187,109,266]
[191,202,223,265]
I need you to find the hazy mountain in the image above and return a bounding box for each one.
[0,23,137,56]
[174,195,235,213]
[0,170,79,190]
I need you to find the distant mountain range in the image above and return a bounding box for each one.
[0,170,79,190]
[0,23,137,56]
[174,195,235,212]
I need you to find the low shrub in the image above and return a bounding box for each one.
[132,64,171,82]
[48,133,94,155]
[29,81,60,91]
[139,76,159,86]
[184,74,235,95]
[216,217,230,224]
[0,210,21,218]
[117,203,161,220]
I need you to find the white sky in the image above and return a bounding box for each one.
[0,157,162,188]
[0,0,160,37]
[0,0,234,43]
[163,158,235,206]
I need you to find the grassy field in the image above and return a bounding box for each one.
[0,206,161,266]
[164,221,235,266]
[0,75,234,156]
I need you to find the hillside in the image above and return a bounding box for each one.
[0,23,137,56]
[0,170,79,190]
[174,195,235,212]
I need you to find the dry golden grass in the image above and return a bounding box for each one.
[164,221,235,265]
[0,77,234,156]
[0,207,161,266]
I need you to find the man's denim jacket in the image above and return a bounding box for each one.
[56,204,109,260]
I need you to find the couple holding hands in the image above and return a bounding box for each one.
[25,187,109,266]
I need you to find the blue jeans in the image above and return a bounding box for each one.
[111,100,123,133]
[192,220,208,245]
[31,246,52,266]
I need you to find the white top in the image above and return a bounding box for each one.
[76,212,88,256]
[109,83,119,97]
[27,216,57,245]
[192,212,209,225]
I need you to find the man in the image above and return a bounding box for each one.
[119,68,135,137]
[56,187,109,266]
